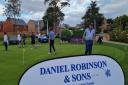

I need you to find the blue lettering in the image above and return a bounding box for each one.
[72,73,91,82]
[47,68,52,74]
[51,66,57,73]
[40,68,46,75]
[71,60,107,72]
[81,63,87,70]
[71,64,76,71]
[97,61,107,68]
[40,65,70,75]
[93,62,98,68]
[40,61,107,76]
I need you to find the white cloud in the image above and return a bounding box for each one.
[61,0,90,26]
[0,0,128,26]
[100,0,128,18]
[21,11,45,23]
[0,4,4,15]
[17,0,47,22]
[21,0,46,13]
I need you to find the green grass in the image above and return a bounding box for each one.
[0,39,128,85]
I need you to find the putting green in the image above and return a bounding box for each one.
[0,43,127,85]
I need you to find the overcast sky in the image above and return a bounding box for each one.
[0,0,128,26]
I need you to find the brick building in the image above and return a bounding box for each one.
[3,18,28,33]
[28,20,44,34]
[0,21,3,32]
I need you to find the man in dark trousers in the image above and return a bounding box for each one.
[22,33,26,46]
[31,32,36,48]
[97,32,104,44]
[48,28,56,54]
[3,32,8,51]
[83,24,95,55]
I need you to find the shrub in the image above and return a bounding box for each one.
[70,29,84,44]
[72,29,84,38]
[61,28,72,42]
[125,26,128,30]
[110,28,128,43]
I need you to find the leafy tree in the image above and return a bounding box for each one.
[114,15,128,30]
[62,23,70,28]
[107,18,114,25]
[72,29,84,38]
[4,0,21,18]
[43,0,70,29]
[61,28,72,42]
[107,18,115,32]
[82,1,104,33]
[109,15,128,43]
[43,6,65,28]
[44,0,70,9]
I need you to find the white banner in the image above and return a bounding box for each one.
[19,55,124,85]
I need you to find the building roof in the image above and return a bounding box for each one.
[7,18,27,26]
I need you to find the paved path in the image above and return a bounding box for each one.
[103,41,128,46]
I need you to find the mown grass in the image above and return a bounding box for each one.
[0,39,127,85]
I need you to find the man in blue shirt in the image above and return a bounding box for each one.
[48,28,56,54]
[83,24,95,55]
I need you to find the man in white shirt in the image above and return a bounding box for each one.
[17,33,22,47]
[3,32,8,51]
[83,24,95,55]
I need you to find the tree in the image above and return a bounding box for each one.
[107,18,114,25]
[63,23,70,28]
[43,6,65,28]
[44,0,70,9]
[43,0,70,29]
[107,18,115,32]
[4,0,21,18]
[82,1,104,33]
[114,15,128,30]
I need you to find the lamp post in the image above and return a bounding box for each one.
[46,18,49,35]
[38,19,40,33]
[44,18,49,35]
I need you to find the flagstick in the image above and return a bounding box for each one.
[22,46,25,65]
